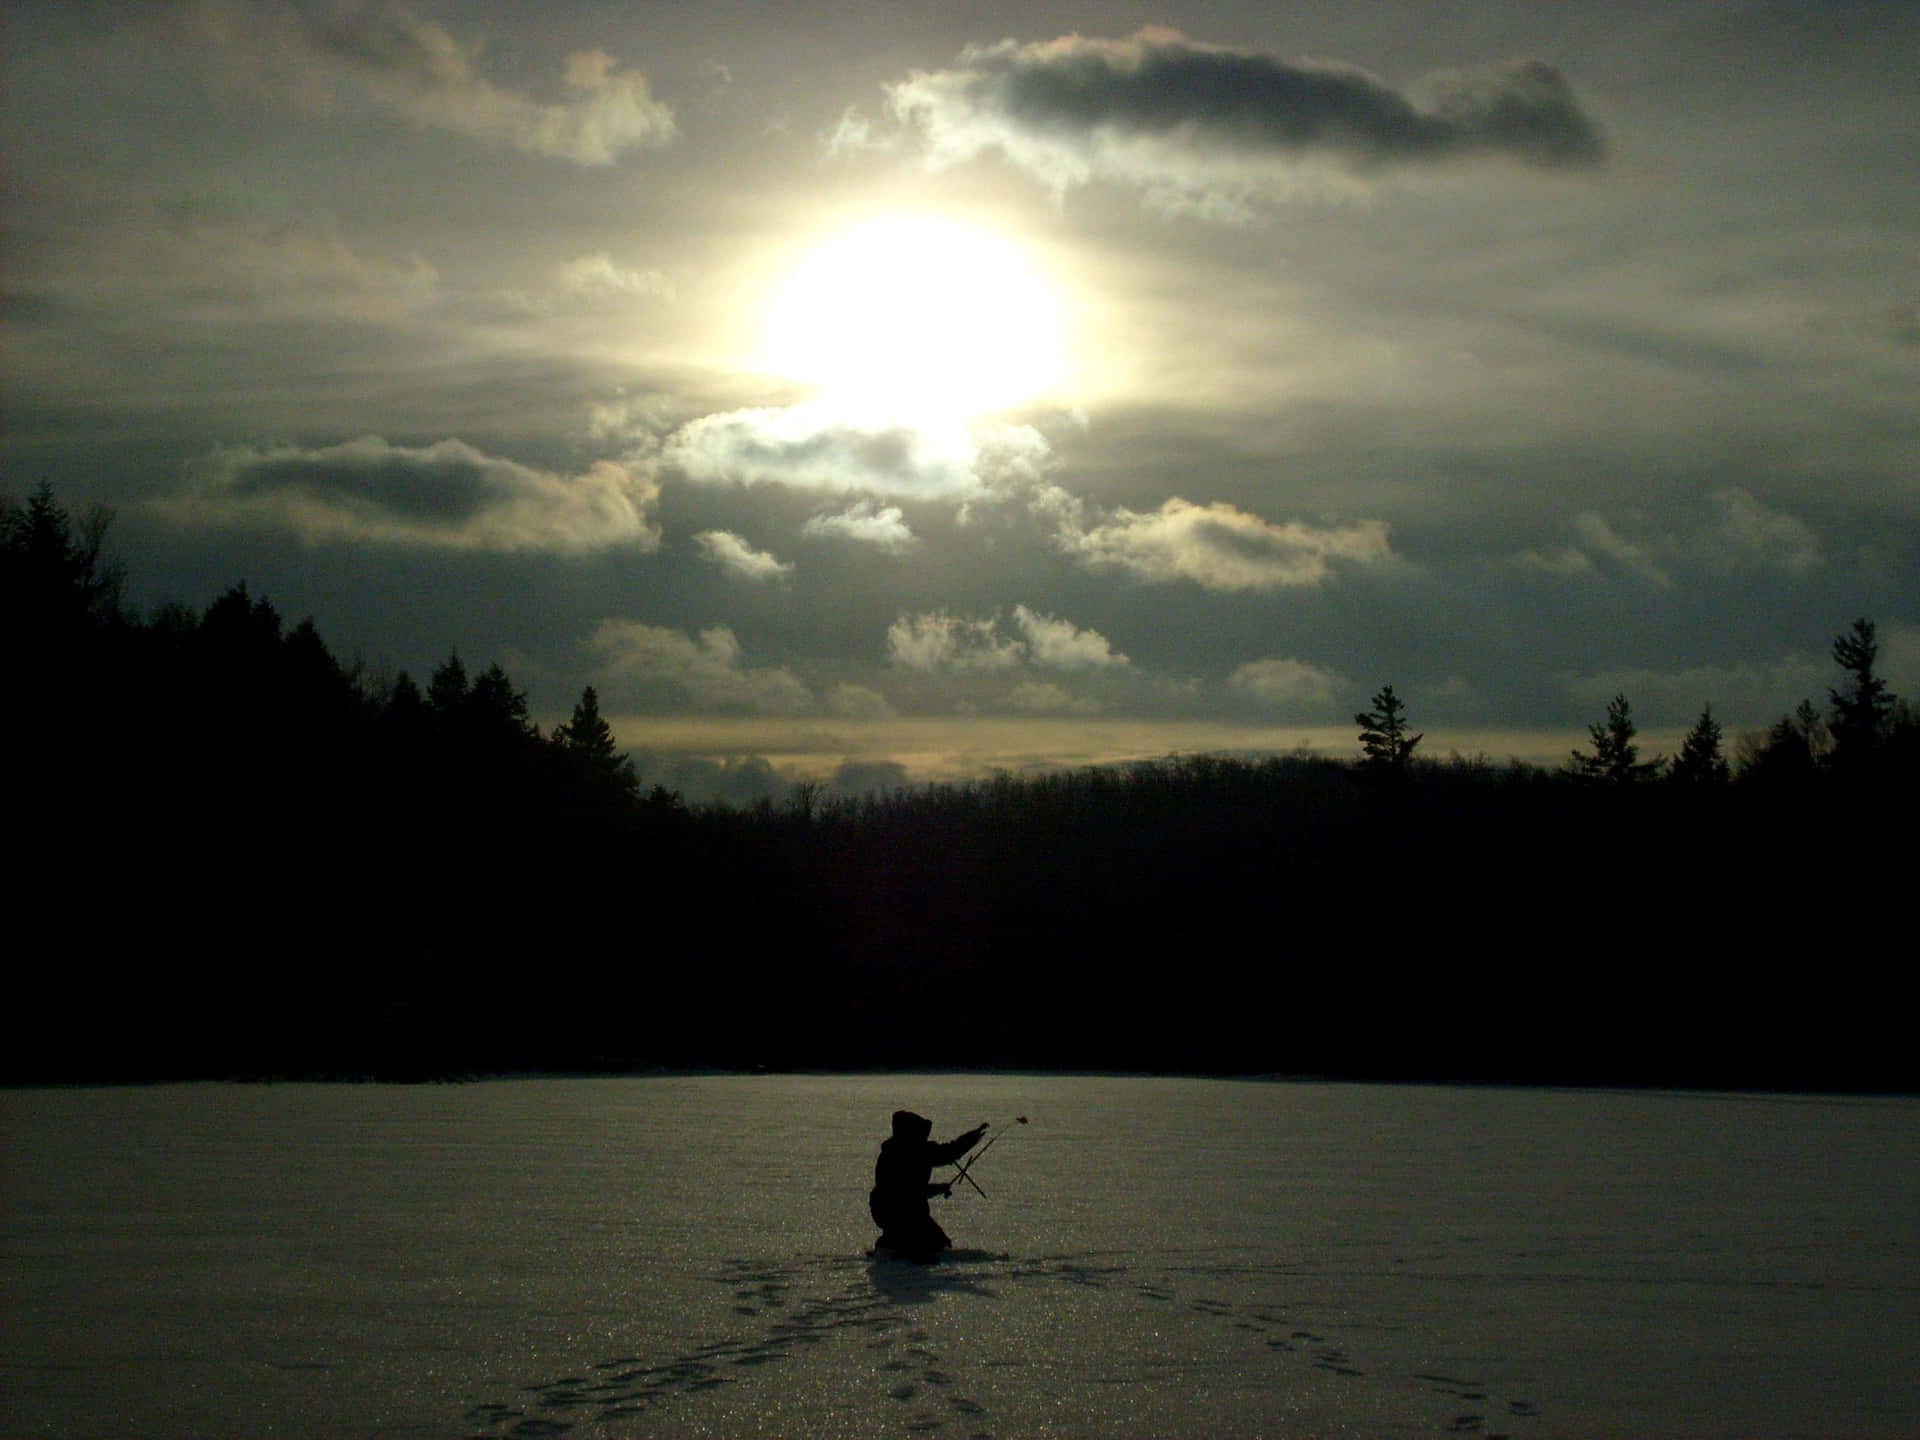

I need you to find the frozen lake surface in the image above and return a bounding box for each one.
[3,1076,1915,1438]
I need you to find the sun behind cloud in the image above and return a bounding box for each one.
[758,215,1066,423]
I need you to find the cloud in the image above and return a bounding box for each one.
[555,253,673,302]
[823,105,894,157]
[1524,492,1820,586]
[586,394,677,448]
[1706,487,1821,574]
[801,501,917,552]
[1562,656,1829,726]
[1005,680,1101,714]
[887,607,1128,674]
[1881,622,1920,697]
[1010,604,1129,669]
[35,201,438,327]
[499,253,673,317]
[632,750,793,807]
[694,530,794,583]
[887,612,1025,672]
[1570,512,1672,588]
[1229,657,1346,712]
[827,684,896,721]
[588,620,812,713]
[1514,544,1597,577]
[828,760,914,797]
[171,436,660,551]
[1061,498,1392,590]
[189,1,673,165]
[663,405,1053,502]
[886,28,1603,213]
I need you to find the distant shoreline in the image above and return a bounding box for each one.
[9,1068,1914,1099]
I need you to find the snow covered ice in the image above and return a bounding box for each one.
[3,1075,1915,1438]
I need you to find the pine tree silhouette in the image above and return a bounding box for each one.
[1669,705,1729,785]
[1828,618,1892,770]
[1354,684,1422,776]
[1570,693,1663,783]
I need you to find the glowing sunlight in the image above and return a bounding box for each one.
[759,215,1066,423]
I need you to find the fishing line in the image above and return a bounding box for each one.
[949,1115,1028,1199]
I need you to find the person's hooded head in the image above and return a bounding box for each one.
[890,1110,933,1142]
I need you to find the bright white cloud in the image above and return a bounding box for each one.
[587,619,812,713]
[1062,498,1392,590]
[1011,605,1129,669]
[694,530,793,583]
[188,2,674,165]
[1229,657,1346,711]
[887,607,1127,673]
[664,405,1052,503]
[168,436,660,552]
[801,501,917,552]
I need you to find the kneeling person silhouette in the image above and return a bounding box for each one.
[869,1110,988,1262]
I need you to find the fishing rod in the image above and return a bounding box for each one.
[947,1115,1027,1199]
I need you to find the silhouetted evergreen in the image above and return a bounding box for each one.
[1354,684,1422,778]
[3,485,1912,1092]
[1,482,124,634]
[1828,618,1891,773]
[1738,698,1828,787]
[1669,705,1730,786]
[1570,692,1663,783]
[552,685,640,812]
[427,650,470,713]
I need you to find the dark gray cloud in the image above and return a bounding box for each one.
[172,436,660,552]
[1513,488,1824,590]
[887,27,1602,211]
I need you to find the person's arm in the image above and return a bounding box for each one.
[926,1123,989,1168]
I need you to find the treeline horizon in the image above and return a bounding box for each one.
[7,483,1915,1093]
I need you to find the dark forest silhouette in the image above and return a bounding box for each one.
[5,484,1915,1091]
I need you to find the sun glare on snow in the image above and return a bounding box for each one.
[759,216,1065,423]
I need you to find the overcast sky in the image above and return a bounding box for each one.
[5,1,1916,795]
